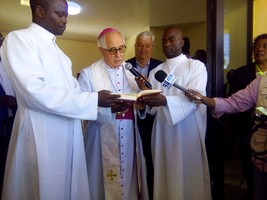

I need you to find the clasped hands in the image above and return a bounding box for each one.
[135,76,167,107]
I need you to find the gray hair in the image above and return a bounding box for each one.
[97,35,107,48]
[135,31,155,44]
[97,31,126,48]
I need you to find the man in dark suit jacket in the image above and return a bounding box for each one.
[126,31,162,200]
[225,33,267,200]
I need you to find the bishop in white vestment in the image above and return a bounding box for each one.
[78,59,149,200]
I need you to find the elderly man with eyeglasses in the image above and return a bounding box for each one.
[78,28,149,200]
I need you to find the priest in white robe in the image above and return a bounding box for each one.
[0,1,121,199]
[138,26,212,200]
[78,28,149,200]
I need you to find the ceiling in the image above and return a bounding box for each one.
[0,0,207,43]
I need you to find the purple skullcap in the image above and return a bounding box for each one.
[98,28,118,39]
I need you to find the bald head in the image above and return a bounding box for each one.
[162,26,184,58]
[163,26,183,39]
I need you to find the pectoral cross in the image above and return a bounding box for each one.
[106,169,117,181]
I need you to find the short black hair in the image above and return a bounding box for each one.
[30,0,49,17]
[253,33,267,46]
[194,49,207,64]
[182,37,190,55]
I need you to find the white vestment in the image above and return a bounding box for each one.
[78,59,149,200]
[0,23,98,200]
[148,55,212,200]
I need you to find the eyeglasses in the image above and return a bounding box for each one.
[103,45,126,55]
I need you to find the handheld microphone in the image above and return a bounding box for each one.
[154,70,202,101]
[125,63,152,89]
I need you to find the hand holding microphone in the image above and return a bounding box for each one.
[154,70,203,102]
[125,63,152,89]
[186,89,215,108]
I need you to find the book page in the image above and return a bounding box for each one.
[118,90,162,102]
[137,89,162,97]
[118,93,138,102]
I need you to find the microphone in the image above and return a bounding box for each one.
[154,70,202,100]
[125,63,152,89]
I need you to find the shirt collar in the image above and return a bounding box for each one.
[136,59,150,68]
[166,54,187,65]
[29,23,56,42]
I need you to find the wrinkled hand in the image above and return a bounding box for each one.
[135,76,150,90]
[111,101,134,113]
[0,95,17,108]
[137,93,167,107]
[98,90,121,107]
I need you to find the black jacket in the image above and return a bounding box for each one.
[126,57,163,78]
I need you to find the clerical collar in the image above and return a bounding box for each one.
[104,62,122,70]
[166,54,186,65]
[30,23,55,42]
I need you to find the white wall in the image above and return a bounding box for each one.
[151,24,207,62]
[57,38,101,76]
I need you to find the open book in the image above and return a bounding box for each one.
[117,89,162,102]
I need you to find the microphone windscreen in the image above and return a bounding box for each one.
[125,63,132,70]
[155,70,167,83]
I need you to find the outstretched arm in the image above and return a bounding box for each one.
[185,89,215,109]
